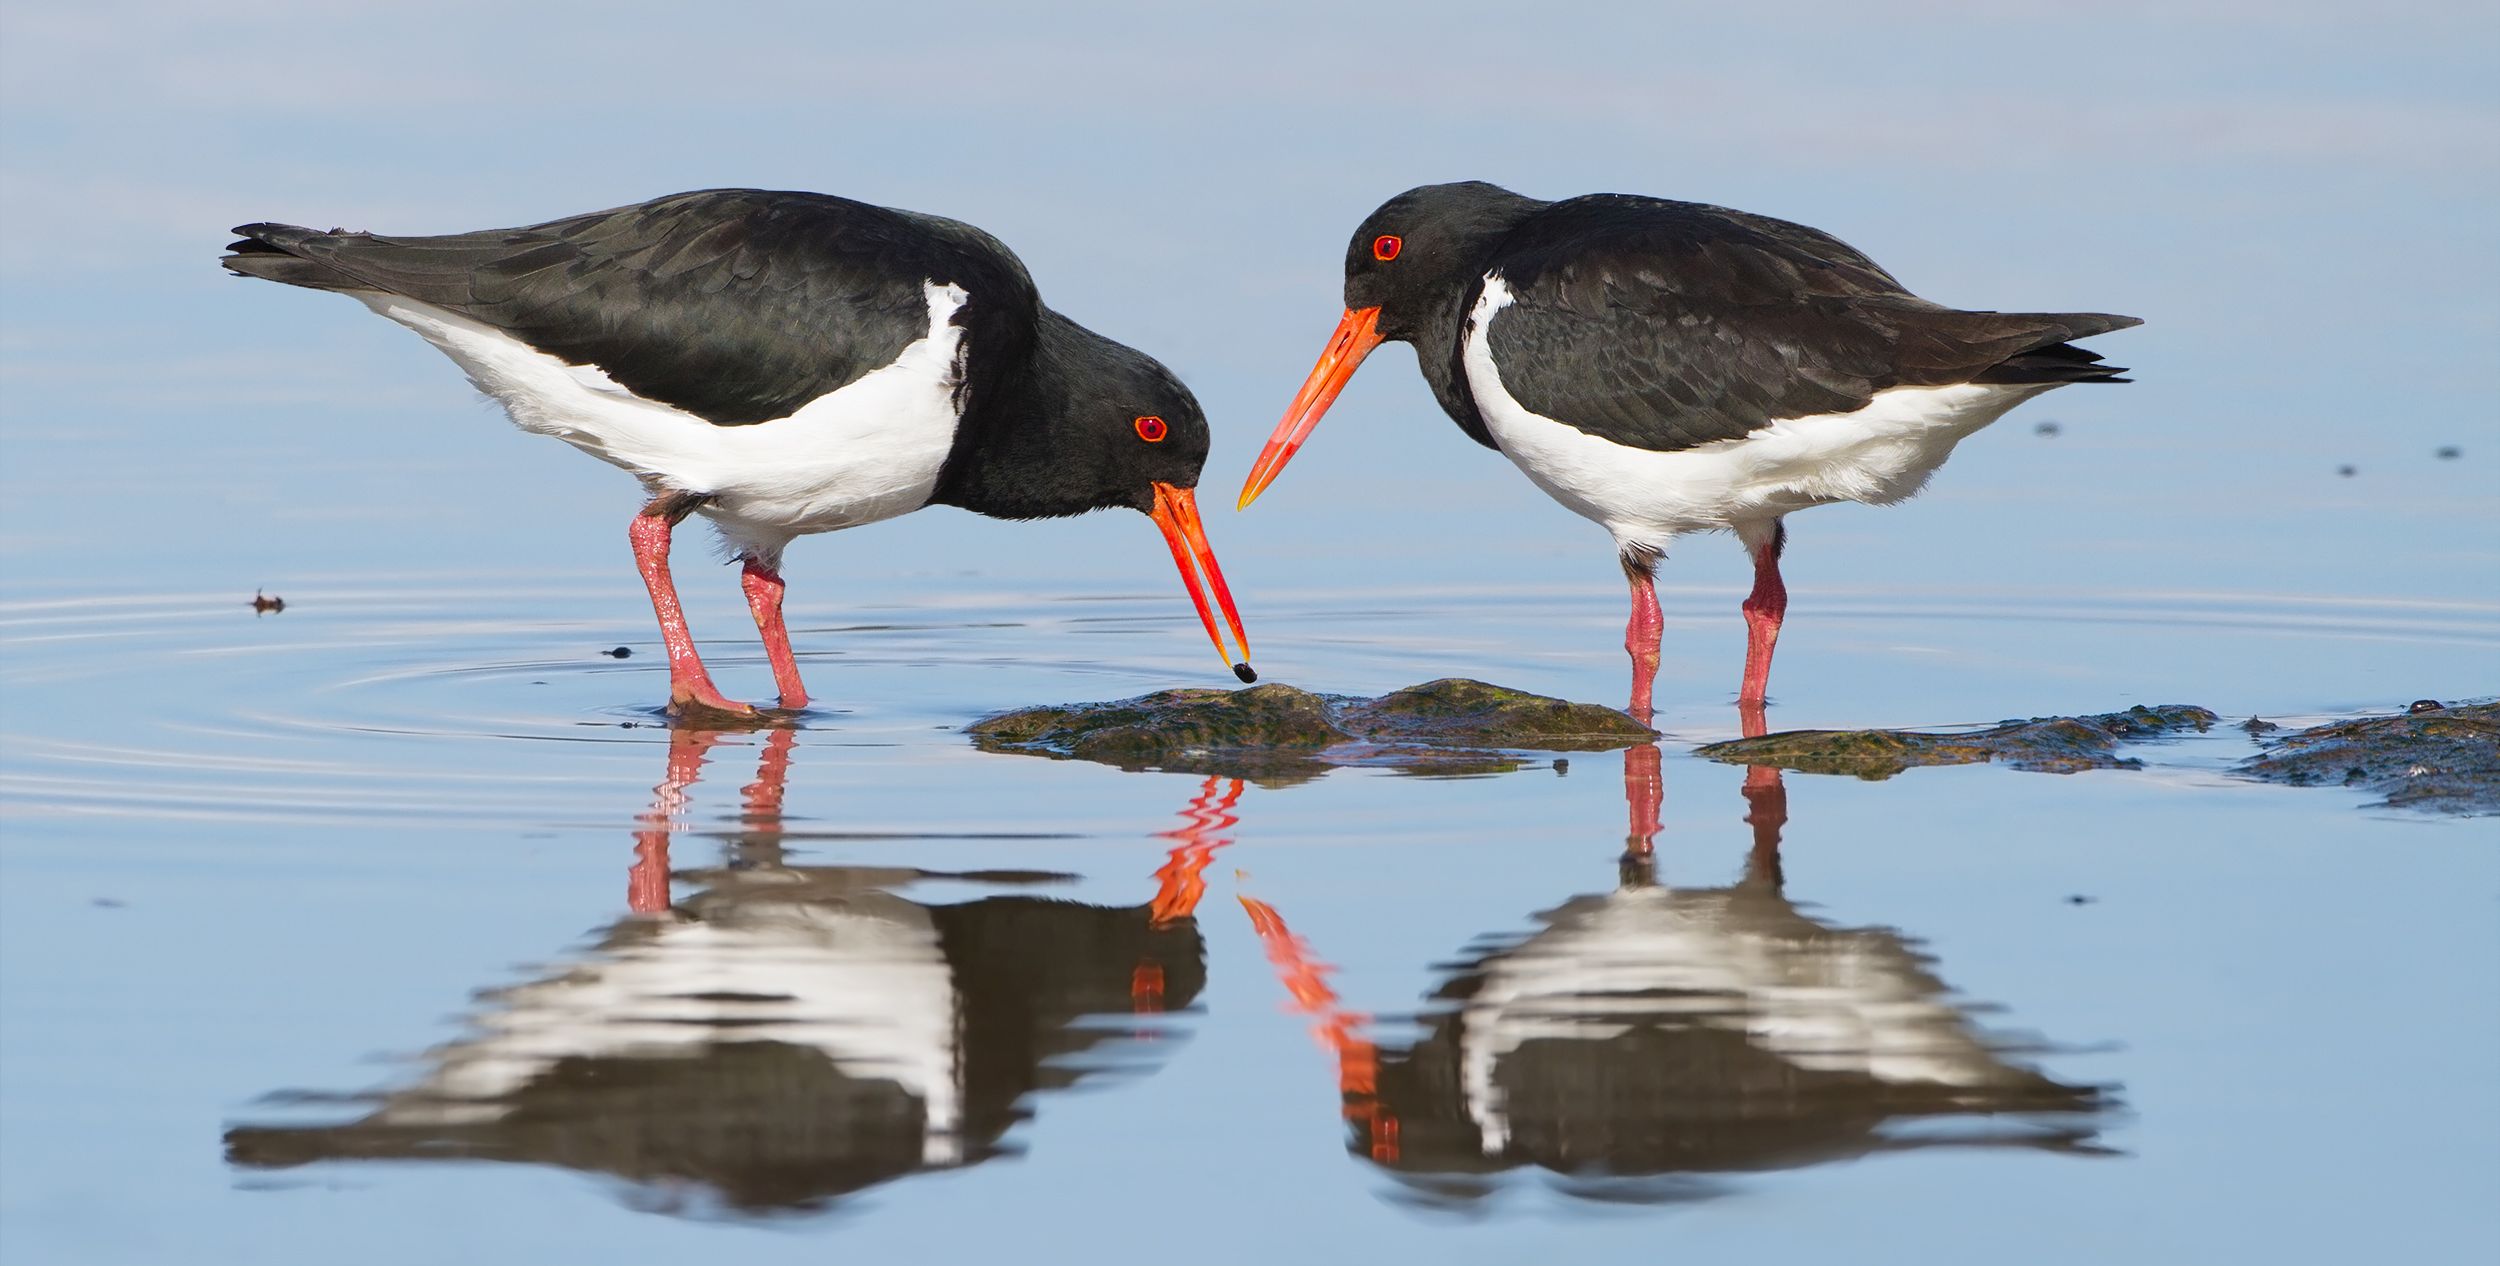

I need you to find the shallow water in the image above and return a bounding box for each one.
[2,572,2494,1263]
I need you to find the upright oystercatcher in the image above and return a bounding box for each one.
[1238,182,2138,716]
[1239,752,2102,1200]
[224,189,1253,717]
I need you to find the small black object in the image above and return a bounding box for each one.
[2033,420,2061,436]
[2409,699,2443,714]
[605,646,633,658]
[250,590,285,614]
[2066,894,2096,906]
[1232,663,1257,683]
[2435,446,2461,460]
[2337,464,2357,477]
[1552,758,1570,776]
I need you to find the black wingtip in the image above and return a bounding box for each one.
[1233,663,1258,684]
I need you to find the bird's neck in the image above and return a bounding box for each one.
[1397,187,1548,451]
[932,311,1127,520]
[1410,300,1499,449]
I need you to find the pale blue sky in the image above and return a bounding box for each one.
[5,2,2495,613]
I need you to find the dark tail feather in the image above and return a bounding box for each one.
[1975,339,2135,385]
[1903,310,2142,386]
[221,222,372,293]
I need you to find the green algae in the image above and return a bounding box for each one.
[2237,701,2498,815]
[967,679,1652,786]
[1695,704,2222,779]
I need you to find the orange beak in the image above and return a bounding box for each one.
[1149,482,1256,682]
[1236,305,1384,510]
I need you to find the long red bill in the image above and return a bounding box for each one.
[1150,482,1256,682]
[1236,305,1383,510]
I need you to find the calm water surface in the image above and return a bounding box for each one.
[1,569,2493,1264]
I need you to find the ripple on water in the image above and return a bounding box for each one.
[1,578,2491,825]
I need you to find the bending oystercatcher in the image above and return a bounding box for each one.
[225,189,1253,717]
[1239,182,2137,717]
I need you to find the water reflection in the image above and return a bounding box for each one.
[1245,708,2113,1207]
[226,730,1236,1215]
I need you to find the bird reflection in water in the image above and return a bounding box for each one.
[1244,705,2113,1206]
[226,729,1240,1216]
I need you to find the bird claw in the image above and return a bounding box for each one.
[667,681,758,719]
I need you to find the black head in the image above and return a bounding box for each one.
[1342,181,1547,342]
[1236,182,1546,510]
[936,309,1250,679]
[1064,328,1214,517]
[941,310,1209,519]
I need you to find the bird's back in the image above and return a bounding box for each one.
[224,189,1042,426]
[1473,193,2141,456]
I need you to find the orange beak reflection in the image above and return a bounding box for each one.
[1149,482,1255,681]
[1237,305,1384,510]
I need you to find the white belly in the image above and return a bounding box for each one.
[356,282,971,558]
[1463,276,2049,554]
[407,903,969,1166]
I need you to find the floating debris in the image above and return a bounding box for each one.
[970,679,1653,786]
[1695,705,2220,778]
[250,590,285,614]
[2238,702,2498,816]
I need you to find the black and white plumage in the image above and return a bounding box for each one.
[224,189,1253,716]
[1244,751,2107,1207]
[224,730,1214,1215]
[1239,181,2139,715]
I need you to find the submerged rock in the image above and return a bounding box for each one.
[1695,704,2221,779]
[968,679,1653,786]
[2237,701,2498,816]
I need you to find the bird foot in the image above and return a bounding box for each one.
[666,680,758,720]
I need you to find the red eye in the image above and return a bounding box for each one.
[1373,234,1402,262]
[1134,415,1168,442]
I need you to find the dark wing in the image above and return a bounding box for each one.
[1478,196,2139,453]
[224,189,1041,426]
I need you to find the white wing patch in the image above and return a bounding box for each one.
[356,281,974,560]
[1462,275,2051,555]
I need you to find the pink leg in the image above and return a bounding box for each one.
[1623,742,1663,858]
[740,558,809,711]
[1622,551,1664,723]
[1738,520,1788,707]
[629,494,753,717]
[628,729,724,914]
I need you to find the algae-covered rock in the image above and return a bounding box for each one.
[1695,704,2221,779]
[967,679,1651,785]
[2237,701,2498,815]
[1338,678,1657,747]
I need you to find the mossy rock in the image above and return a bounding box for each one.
[1694,704,2221,779]
[2237,701,2498,815]
[968,679,1651,786]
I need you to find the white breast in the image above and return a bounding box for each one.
[1462,276,2050,555]
[1454,886,2021,1155]
[357,282,973,560]
[398,904,970,1166]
